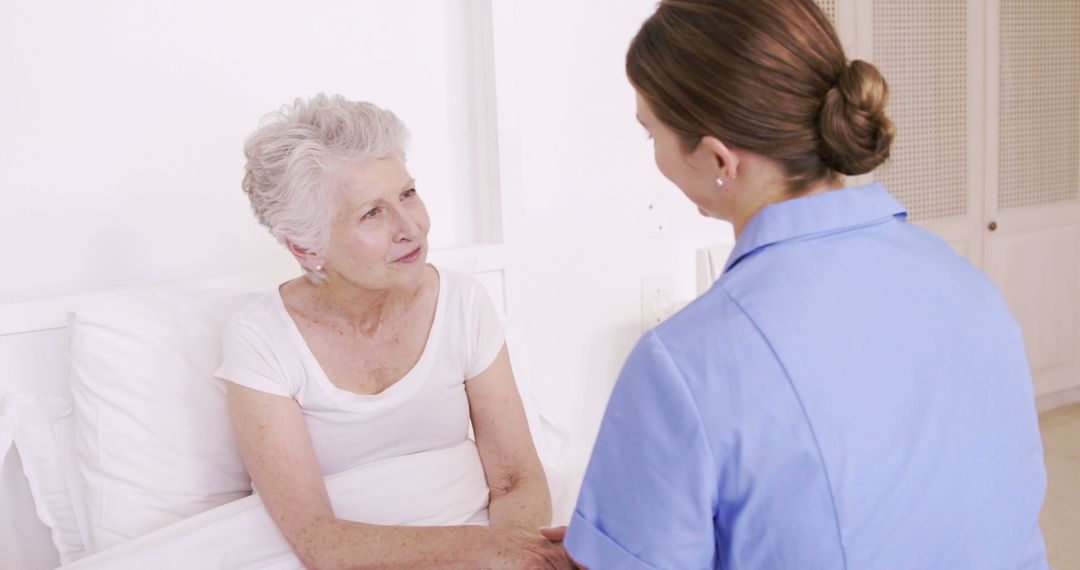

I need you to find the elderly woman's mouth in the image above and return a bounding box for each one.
[394,247,422,263]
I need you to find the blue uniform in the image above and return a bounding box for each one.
[565,184,1049,569]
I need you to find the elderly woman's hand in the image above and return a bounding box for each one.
[475,526,576,570]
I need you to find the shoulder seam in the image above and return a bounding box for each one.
[715,283,850,570]
[646,330,722,514]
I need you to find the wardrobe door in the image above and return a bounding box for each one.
[983,0,1080,397]
[814,0,838,23]
[860,0,987,266]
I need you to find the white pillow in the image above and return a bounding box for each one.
[0,410,12,474]
[0,392,88,564]
[68,289,258,553]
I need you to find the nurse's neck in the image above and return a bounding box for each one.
[728,158,838,238]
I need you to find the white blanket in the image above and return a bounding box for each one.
[61,440,490,569]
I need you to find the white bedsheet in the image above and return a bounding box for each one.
[61,439,490,570]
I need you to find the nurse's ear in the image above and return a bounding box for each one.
[694,135,740,189]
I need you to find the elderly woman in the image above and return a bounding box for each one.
[216,94,570,569]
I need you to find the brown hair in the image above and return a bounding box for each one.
[627,0,895,193]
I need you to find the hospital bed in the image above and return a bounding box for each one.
[0,246,574,569]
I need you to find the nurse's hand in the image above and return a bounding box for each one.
[540,526,567,541]
[478,527,576,569]
[540,527,589,570]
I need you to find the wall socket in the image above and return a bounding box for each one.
[641,273,677,331]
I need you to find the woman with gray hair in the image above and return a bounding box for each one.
[216,93,570,569]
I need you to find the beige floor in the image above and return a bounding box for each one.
[1041,403,1080,569]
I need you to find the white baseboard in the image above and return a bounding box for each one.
[1037,386,1080,414]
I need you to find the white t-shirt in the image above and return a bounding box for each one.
[215,267,505,477]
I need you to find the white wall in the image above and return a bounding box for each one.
[1,0,733,486]
[491,0,735,476]
[0,0,492,303]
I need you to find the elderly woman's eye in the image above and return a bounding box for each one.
[402,188,417,199]
[362,207,381,220]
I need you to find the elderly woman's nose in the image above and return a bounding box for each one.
[393,208,422,241]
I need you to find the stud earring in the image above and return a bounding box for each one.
[716,176,725,188]
[315,265,323,272]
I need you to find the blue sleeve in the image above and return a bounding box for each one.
[565,332,718,570]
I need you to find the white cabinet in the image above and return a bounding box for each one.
[821,0,1080,399]
[983,0,1080,398]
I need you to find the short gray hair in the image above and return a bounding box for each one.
[241,93,410,282]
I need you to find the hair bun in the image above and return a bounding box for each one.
[818,59,895,175]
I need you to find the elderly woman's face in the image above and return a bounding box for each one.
[322,157,430,290]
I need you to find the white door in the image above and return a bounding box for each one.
[856,0,987,267]
[983,0,1080,397]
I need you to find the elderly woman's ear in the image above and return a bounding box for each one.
[286,240,325,272]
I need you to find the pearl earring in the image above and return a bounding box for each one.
[315,265,323,272]
[716,176,725,188]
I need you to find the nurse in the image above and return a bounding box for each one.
[555,0,1050,568]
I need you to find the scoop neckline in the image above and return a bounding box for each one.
[274,265,446,408]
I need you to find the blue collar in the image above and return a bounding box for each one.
[724,183,907,273]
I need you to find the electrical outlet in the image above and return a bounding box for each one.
[641,273,676,331]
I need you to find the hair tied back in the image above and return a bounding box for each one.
[818,59,896,176]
